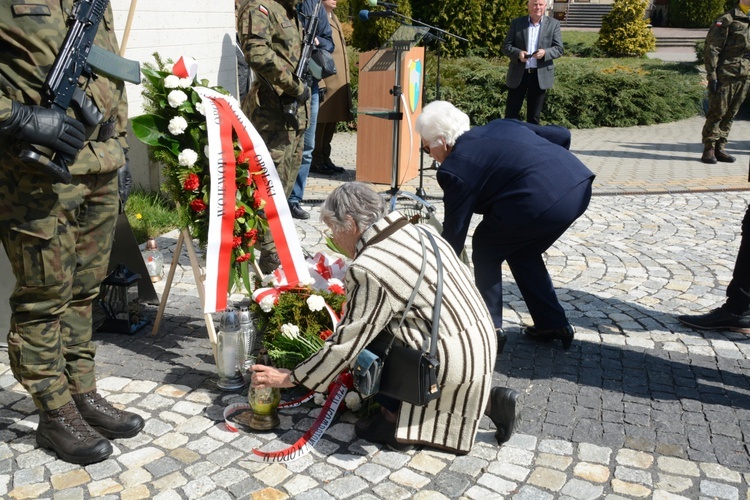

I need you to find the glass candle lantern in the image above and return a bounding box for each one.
[247,348,280,430]
[142,238,164,282]
[216,307,246,391]
[97,264,148,335]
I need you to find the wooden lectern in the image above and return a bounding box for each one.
[356,27,428,186]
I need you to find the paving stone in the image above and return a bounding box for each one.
[616,449,655,469]
[536,452,573,471]
[447,455,488,477]
[538,439,574,456]
[560,478,605,500]
[578,443,612,465]
[326,453,367,471]
[87,478,124,496]
[701,463,743,483]
[182,476,217,499]
[611,478,652,498]
[476,472,516,495]
[372,481,412,500]
[699,479,740,500]
[573,462,610,483]
[323,475,369,499]
[527,467,568,492]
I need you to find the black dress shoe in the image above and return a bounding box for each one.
[258,251,281,274]
[488,387,519,445]
[677,306,750,334]
[289,203,310,220]
[310,163,335,176]
[354,412,413,451]
[523,324,574,350]
[322,159,345,173]
[496,328,507,355]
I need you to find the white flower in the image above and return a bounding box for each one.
[313,393,326,405]
[306,294,325,312]
[345,391,362,411]
[168,116,188,135]
[261,274,277,286]
[163,74,180,89]
[196,101,205,115]
[204,144,211,158]
[168,89,188,108]
[259,295,275,313]
[280,323,300,340]
[299,276,315,287]
[177,148,198,167]
[178,77,194,88]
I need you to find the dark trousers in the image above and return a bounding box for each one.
[312,120,336,166]
[472,180,593,330]
[505,70,546,125]
[726,204,750,313]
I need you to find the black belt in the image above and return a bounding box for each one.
[526,68,537,73]
[85,118,116,142]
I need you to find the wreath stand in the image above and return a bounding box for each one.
[149,227,219,361]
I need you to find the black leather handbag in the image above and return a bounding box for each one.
[353,228,443,406]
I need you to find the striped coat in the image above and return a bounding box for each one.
[291,212,497,453]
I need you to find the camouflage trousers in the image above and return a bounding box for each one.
[0,168,119,411]
[702,78,750,147]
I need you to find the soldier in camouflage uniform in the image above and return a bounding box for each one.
[237,0,309,272]
[237,0,309,196]
[0,1,144,465]
[701,0,750,164]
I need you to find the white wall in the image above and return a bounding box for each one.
[111,0,239,190]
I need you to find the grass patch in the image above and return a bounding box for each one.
[124,189,180,244]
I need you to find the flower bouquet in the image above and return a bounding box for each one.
[131,53,268,294]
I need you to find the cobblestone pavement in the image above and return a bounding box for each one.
[3,116,750,499]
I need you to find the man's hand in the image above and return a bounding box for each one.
[709,80,720,93]
[0,102,85,158]
[251,364,295,388]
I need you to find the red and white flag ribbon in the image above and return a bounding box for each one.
[173,56,198,79]
[195,87,311,313]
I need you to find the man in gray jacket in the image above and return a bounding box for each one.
[502,0,563,124]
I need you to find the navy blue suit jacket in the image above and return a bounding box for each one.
[437,120,595,255]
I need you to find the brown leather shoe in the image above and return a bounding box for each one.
[701,147,717,164]
[714,145,736,163]
[37,400,112,465]
[73,391,144,439]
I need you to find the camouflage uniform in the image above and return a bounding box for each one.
[0,1,128,412]
[702,5,750,154]
[237,0,309,198]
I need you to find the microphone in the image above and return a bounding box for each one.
[367,0,398,8]
[359,9,396,20]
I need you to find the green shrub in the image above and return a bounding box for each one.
[597,0,656,57]
[695,40,706,64]
[546,59,703,128]
[667,0,727,28]
[413,56,703,129]
[562,31,606,58]
[124,189,181,244]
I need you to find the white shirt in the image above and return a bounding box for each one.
[526,17,542,69]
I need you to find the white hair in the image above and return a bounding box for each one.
[415,101,471,147]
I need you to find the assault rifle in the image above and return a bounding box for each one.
[19,0,141,183]
[283,0,323,130]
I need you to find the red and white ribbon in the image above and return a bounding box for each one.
[195,87,311,313]
[223,372,353,462]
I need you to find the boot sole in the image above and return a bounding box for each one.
[36,432,112,465]
[678,320,750,335]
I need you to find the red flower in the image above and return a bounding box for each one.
[244,229,259,246]
[252,190,262,209]
[232,236,242,249]
[189,199,206,213]
[183,173,200,191]
[236,253,251,263]
[238,150,252,165]
[328,283,345,295]
[235,206,245,219]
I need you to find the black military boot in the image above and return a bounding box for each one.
[73,391,145,439]
[701,146,718,164]
[36,400,112,465]
[714,144,736,163]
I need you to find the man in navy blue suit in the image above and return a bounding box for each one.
[416,101,595,351]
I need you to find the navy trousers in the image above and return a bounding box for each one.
[472,180,593,330]
[726,204,750,314]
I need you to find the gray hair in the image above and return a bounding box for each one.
[415,100,471,147]
[320,182,387,234]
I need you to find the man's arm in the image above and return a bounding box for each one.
[704,15,729,83]
[502,18,524,60]
[544,18,564,61]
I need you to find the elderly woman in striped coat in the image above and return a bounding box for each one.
[252,182,519,453]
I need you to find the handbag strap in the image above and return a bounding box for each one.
[420,228,443,359]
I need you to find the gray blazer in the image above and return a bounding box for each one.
[502,15,564,90]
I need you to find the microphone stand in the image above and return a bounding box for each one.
[380,10,468,202]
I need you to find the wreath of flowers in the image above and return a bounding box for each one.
[131,53,268,291]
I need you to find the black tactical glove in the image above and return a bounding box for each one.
[0,102,85,158]
[118,160,133,208]
[709,80,720,94]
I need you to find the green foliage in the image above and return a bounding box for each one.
[351,0,415,51]
[597,0,656,57]
[415,55,703,129]
[124,189,181,244]
[695,40,706,64]
[545,59,704,128]
[667,0,728,28]
[562,31,606,58]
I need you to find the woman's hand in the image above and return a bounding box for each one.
[251,365,295,389]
